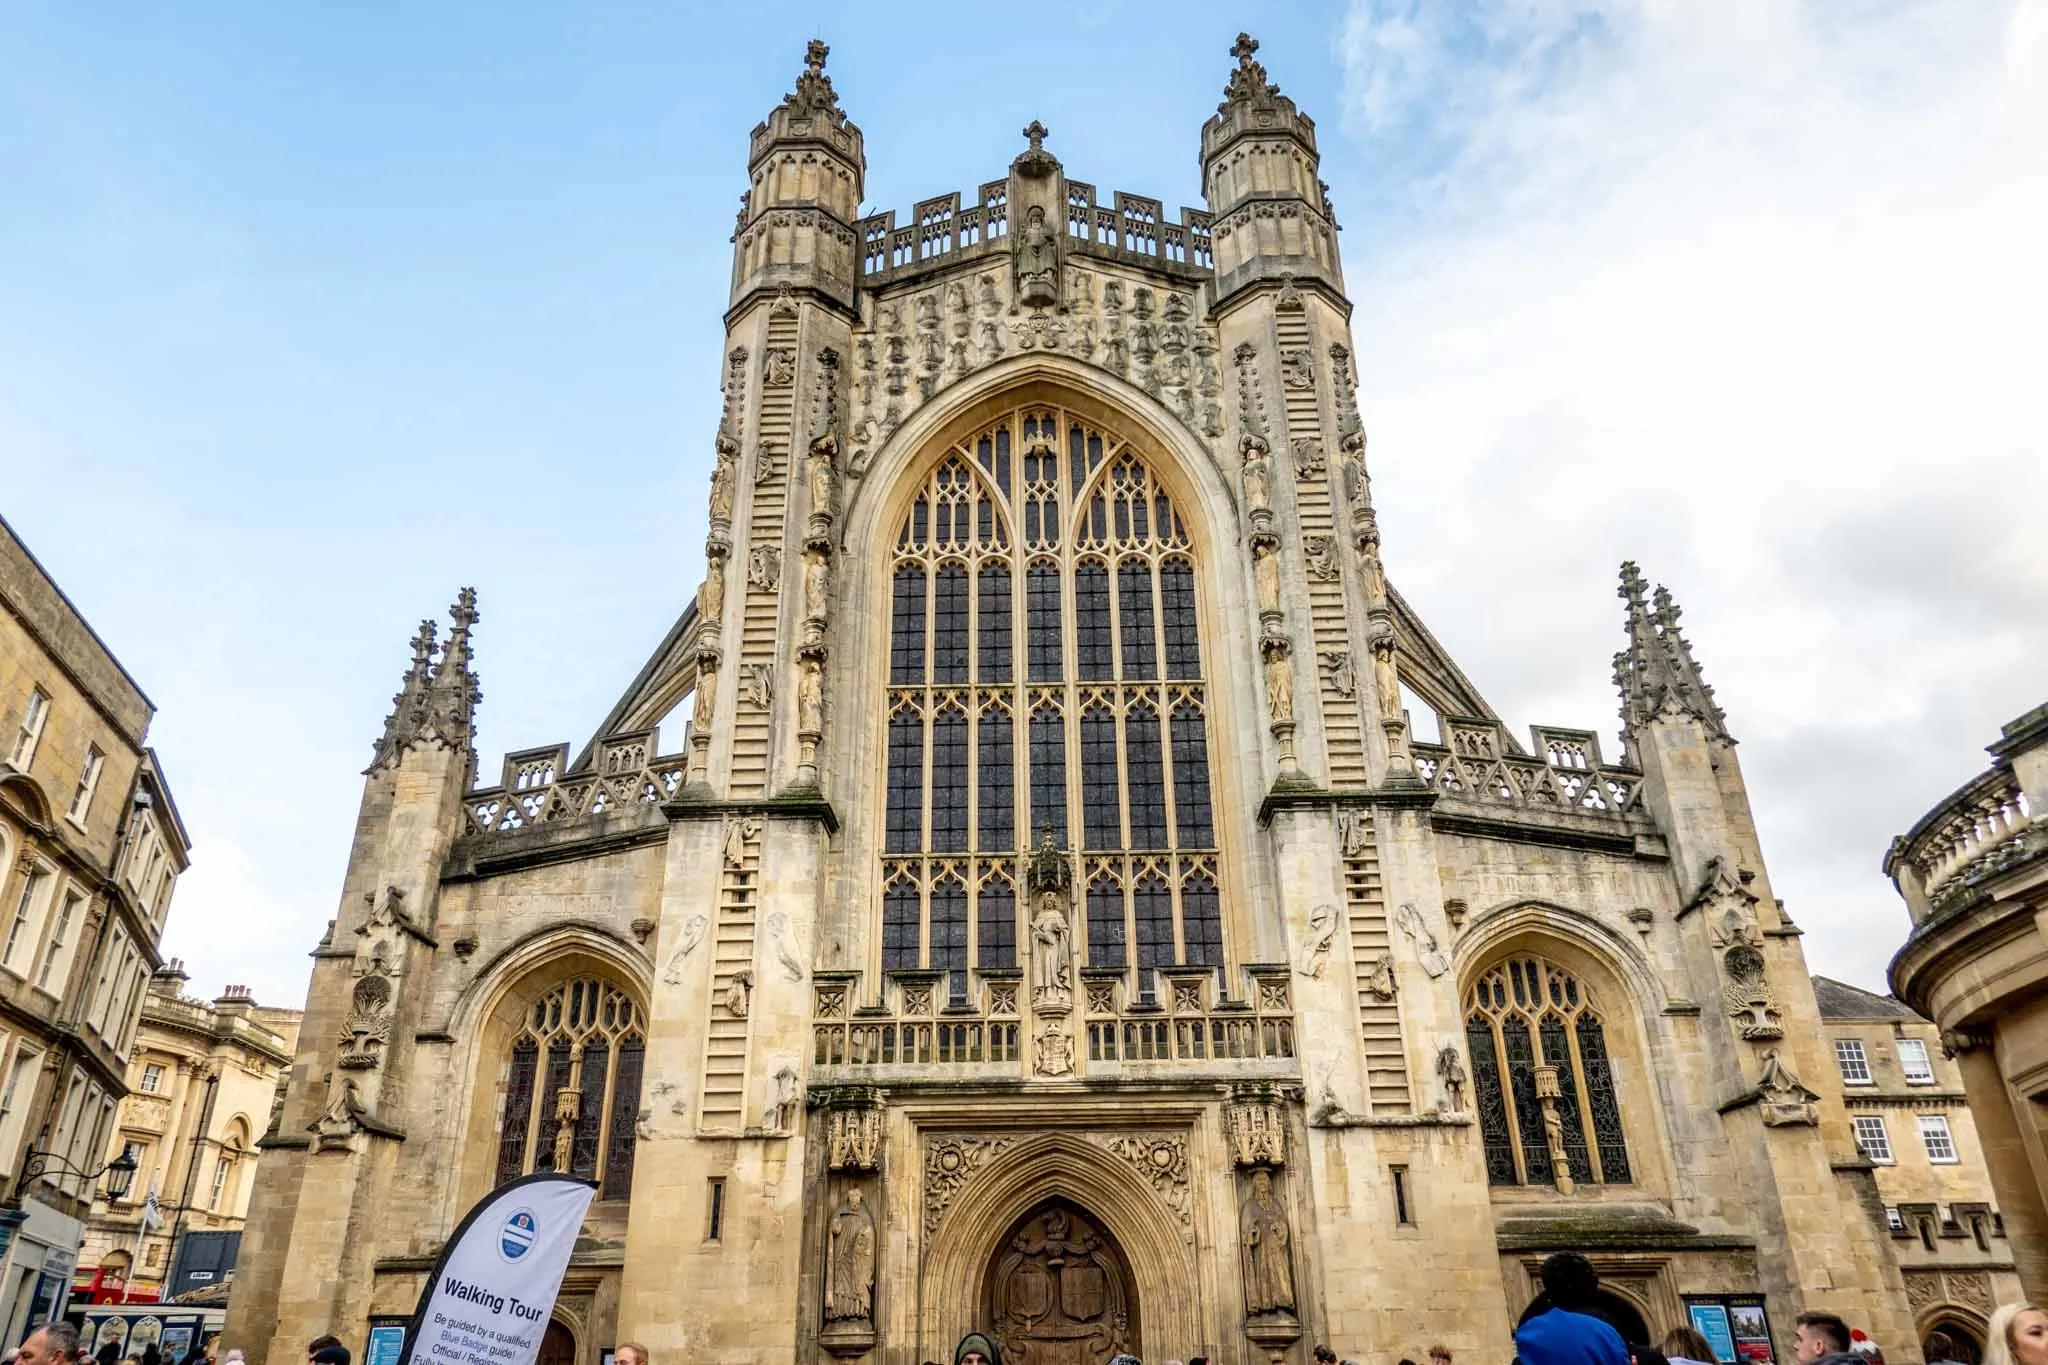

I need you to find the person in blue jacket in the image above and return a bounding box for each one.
[1515,1253,1631,1365]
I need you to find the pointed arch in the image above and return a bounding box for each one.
[918,1131,1200,1362]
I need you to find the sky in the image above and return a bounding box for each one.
[3,2,2042,1008]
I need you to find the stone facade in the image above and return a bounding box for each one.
[0,513,189,1341]
[75,963,300,1301]
[1813,976,2023,1360]
[230,38,1944,1365]
[1888,704,2048,1307]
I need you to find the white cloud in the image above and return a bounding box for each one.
[1333,0,2048,990]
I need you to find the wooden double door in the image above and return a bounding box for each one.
[984,1201,1140,1365]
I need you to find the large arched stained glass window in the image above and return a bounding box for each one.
[495,976,646,1201]
[1465,956,1631,1188]
[882,408,1222,1004]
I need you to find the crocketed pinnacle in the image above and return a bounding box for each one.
[1221,33,1281,111]
[366,589,482,772]
[1613,562,1731,741]
[782,38,845,124]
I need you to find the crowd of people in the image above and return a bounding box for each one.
[13,1262,2044,1365]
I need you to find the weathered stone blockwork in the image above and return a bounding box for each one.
[230,37,1959,1365]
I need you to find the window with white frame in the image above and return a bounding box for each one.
[1836,1038,1873,1085]
[34,886,84,993]
[67,744,105,824]
[0,1045,40,1176]
[210,1154,231,1211]
[1853,1115,1894,1163]
[11,688,49,769]
[138,1063,164,1094]
[2,866,52,971]
[1918,1114,1960,1163]
[1896,1038,1936,1084]
[1885,1205,1906,1233]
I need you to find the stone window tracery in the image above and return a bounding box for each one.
[1465,955,1632,1188]
[881,408,1223,1002]
[495,976,645,1200]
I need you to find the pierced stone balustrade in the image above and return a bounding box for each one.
[855,178,1211,286]
[461,731,689,841]
[1410,724,1643,826]
[1890,761,2038,918]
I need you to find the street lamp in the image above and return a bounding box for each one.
[0,1147,141,1272]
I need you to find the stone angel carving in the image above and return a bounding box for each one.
[661,912,710,985]
[1296,903,1336,979]
[1395,903,1450,978]
[768,910,806,982]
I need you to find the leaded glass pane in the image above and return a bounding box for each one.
[571,1040,606,1178]
[1080,705,1121,851]
[1467,1017,1517,1185]
[882,880,921,971]
[1502,1017,1551,1185]
[891,566,927,685]
[1542,1013,1595,1185]
[534,1039,574,1172]
[1087,876,1126,968]
[496,1038,538,1188]
[1125,701,1168,849]
[932,878,968,1002]
[1577,1013,1631,1182]
[933,565,969,683]
[602,1038,643,1201]
[930,705,968,852]
[885,710,924,853]
[1170,704,1215,847]
[978,708,1015,852]
[1133,875,1174,995]
[1027,562,1062,681]
[1182,871,1222,966]
[1029,703,1068,844]
[978,565,1013,682]
[977,878,1016,970]
[1075,561,1113,679]
[1161,559,1200,678]
[1117,560,1157,678]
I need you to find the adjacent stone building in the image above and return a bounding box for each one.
[0,513,189,1341]
[231,39,1943,1365]
[1813,976,2023,1361]
[1889,704,2048,1306]
[74,962,300,1302]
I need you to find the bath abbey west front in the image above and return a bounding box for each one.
[230,37,1941,1365]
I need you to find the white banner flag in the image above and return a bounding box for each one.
[397,1173,597,1365]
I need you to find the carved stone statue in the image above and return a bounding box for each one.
[661,912,709,984]
[798,658,826,737]
[1395,902,1451,978]
[725,970,753,1018]
[1436,1044,1468,1112]
[1026,832,1074,1009]
[1014,205,1061,310]
[1238,1169,1296,1316]
[767,1064,801,1132]
[808,439,838,522]
[745,662,774,709]
[709,439,737,525]
[1241,437,1273,522]
[691,659,718,736]
[1325,651,1355,698]
[769,910,806,981]
[803,550,830,626]
[698,557,726,629]
[1262,636,1294,726]
[1296,903,1335,979]
[1253,540,1281,619]
[824,1188,877,1323]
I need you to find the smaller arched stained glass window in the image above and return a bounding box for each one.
[496,976,646,1201]
[1465,955,1632,1189]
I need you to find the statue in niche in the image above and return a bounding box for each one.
[1253,540,1281,618]
[1014,205,1061,310]
[766,1063,801,1132]
[803,550,830,625]
[1262,637,1294,725]
[824,1187,877,1323]
[698,558,726,629]
[798,658,826,737]
[808,438,839,521]
[1238,1169,1296,1315]
[1241,437,1273,522]
[709,438,737,525]
[1026,832,1074,1010]
[691,660,717,735]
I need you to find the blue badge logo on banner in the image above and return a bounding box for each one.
[498,1208,538,1263]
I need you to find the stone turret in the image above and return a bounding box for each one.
[228,590,482,1365]
[734,40,866,313]
[1199,34,1343,307]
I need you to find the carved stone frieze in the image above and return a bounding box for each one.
[818,1087,884,1172]
[1092,1131,1191,1225]
[923,1134,1017,1234]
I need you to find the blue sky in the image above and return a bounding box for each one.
[5,2,2044,1007]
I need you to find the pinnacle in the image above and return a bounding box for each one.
[1613,561,1730,742]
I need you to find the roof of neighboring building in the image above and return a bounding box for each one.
[1812,974,1924,1022]
[0,511,154,742]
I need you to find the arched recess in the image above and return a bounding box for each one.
[1519,1289,1651,1348]
[1920,1309,1987,1365]
[838,361,1266,1005]
[919,1133,1201,1363]
[1455,906,1675,1202]
[0,772,54,829]
[447,928,654,1218]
